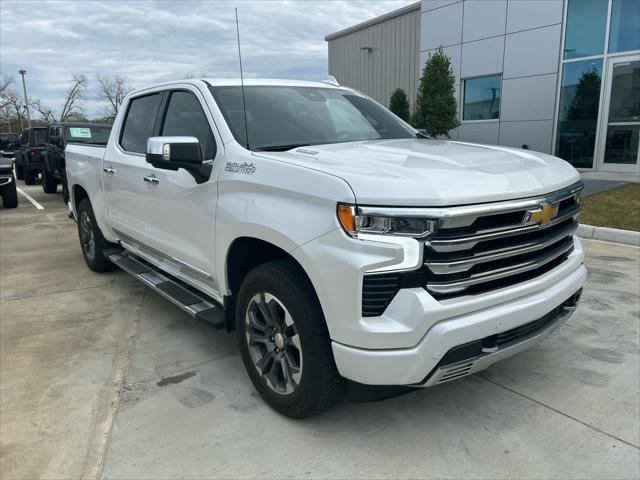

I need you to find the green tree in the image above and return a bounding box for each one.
[389,88,410,122]
[414,47,459,137]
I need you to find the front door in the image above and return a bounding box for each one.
[596,55,640,173]
[141,87,221,294]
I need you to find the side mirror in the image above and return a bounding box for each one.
[146,136,211,183]
[50,135,59,146]
[146,136,203,170]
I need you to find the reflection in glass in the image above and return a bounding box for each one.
[462,75,501,121]
[609,0,640,54]
[564,0,608,60]
[555,60,603,168]
[604,60,640,164]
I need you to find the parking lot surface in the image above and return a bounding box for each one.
[1,183,639,479]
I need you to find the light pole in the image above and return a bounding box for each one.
[18,69,32,129]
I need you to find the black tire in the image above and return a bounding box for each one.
[15,155,24,180]
[42,171,57,193]
[76,198,117,272]
[61,168,70,204]
[24,167,36,185]
[236,259,346,418]
[1,180,18,208]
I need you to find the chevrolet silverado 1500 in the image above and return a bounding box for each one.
[66,79,586,418]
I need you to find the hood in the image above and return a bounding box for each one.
[256,139,580,206]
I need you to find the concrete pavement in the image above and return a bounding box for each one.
[1,183,639,479]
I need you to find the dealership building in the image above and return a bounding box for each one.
[325,0,639,173]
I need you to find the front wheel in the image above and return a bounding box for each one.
[76,199,117,272]
[236,260,346,418]
[15,155,24,180]
[1,180,18,208]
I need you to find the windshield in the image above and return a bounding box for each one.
[65,125,111,145]
[33,129,47,146]
[209,85,416,151]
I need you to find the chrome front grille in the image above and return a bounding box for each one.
[361,182,583,316]
[423,182,582,299]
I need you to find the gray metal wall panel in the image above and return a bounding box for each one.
[421,0,462,12]
[506,0,563,33]
[421,2,463,50]
[499,120,554,153]
[457,122,500,144]
[462,0,507,43]
[327,6,421,110]
[501,74,558,121]
[503,24,562,78]
[461,36,505,78]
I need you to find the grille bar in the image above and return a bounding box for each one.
[426,239,574,295]
[424,220,578,274]
[429,203,581,253]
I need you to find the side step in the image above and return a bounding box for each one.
[108,250,225,329]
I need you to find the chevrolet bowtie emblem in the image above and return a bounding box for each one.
[527,203,559,226]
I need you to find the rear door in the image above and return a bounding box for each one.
[103,92,163,241]
[141,87,220,292]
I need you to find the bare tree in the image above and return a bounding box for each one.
[0,75,16,110]
[1,89,25,130]
[97,74,130,116]
[29,97,56,123]
[59,74,87,121]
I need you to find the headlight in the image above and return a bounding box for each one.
[337,203,437,239]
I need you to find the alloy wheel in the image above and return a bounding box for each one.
[79,210,96,261]
[245,292,303,395]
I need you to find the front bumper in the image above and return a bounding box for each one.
[331,261,586,386]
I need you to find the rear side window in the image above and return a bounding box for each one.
[161,91,216,159]
[120,93,162,153]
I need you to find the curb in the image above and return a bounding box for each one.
[577,224,640,246]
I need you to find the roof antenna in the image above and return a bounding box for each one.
[235,7,250,150]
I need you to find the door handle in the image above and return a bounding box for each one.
[103,167,116,175]
[143,175,159,184]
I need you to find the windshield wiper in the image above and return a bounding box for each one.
[255,144,310,152]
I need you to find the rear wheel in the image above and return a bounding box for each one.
[1,179,18,208]
[42,171,58,193]
[236,260,346,418]
[24,167,36,185]
[77,198,117,272]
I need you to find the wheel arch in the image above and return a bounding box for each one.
[223,236,321,332]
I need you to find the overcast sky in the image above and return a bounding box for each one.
[1,0,415,118]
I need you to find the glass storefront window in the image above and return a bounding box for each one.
[564,0,608,59]
[555,59,603,168]
[462,75,501,121]
[609,0,640,54]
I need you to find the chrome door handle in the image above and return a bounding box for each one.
[143,175,159,184]
[103,167,116,175]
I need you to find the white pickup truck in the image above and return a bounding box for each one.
[66,78,586,418]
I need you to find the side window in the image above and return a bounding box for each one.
[161,91,216,159]
[120,93,162,153]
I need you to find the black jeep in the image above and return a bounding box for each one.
[0,156,18,208]
[14,127,47,185]
[41,123,112,202]
[0,133,20,159]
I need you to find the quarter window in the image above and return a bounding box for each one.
[161,91,216,159]
[462,75,502,121]
[120,93,162,153]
